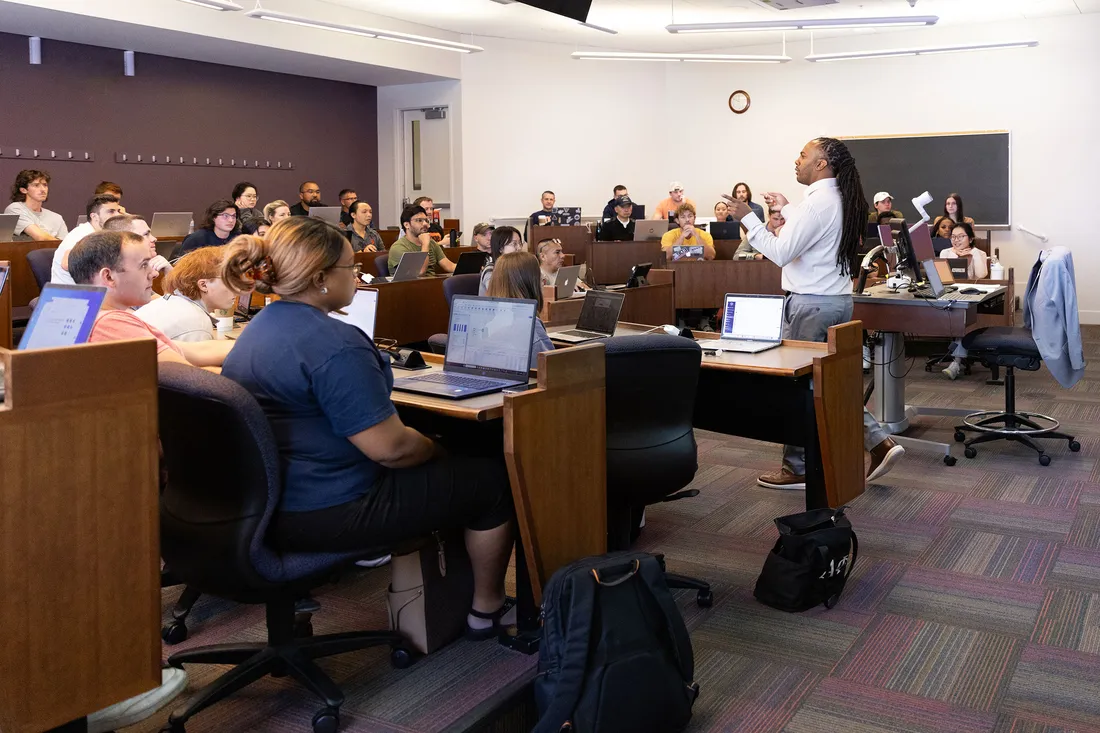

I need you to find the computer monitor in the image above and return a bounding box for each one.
[892,220,922,281]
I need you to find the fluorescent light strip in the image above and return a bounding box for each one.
[806,39,1038,62]
[175,0,244,10]
[667,16,938,33]
[579,21,619,35]
[572,51,790,63]
[245,8,483,53]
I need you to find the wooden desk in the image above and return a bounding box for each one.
[366,277,448,345]
[587,241,663,285]
[540,271,676,329]
[1,260,11,349]
[0,340,160,733]
[669,259,783,310]
[529,225,594,265]
[380,230,401,248]
[712,239,743,261]
[0,238,58,307]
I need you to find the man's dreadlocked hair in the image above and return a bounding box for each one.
[812,137,867,277]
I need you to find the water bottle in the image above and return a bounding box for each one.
[989,255,1004,280]
[188,218,194,234]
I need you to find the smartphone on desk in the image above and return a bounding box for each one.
[502,383,539,395]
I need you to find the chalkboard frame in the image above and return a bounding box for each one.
[840,131,1011,228]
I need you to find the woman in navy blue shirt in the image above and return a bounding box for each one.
[220,217,516,638]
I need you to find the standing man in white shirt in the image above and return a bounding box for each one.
[723,136,904,490]
[51,194,123,284]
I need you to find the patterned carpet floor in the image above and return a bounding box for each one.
[129,326,1100,733]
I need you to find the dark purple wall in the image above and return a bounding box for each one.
[0,32,378,229]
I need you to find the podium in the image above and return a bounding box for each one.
[0,339,161,733]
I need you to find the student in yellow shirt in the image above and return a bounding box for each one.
[660,202,715,260]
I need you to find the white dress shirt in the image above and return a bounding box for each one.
[741,178,850,296]
[51,221,95,284]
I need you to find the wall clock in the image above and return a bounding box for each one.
[728,90,751,114]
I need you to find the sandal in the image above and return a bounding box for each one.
[466,597,517,641]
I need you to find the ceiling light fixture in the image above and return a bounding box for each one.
[806,39,1037,62]
[174,0,244,10]
[572,51,791,63]
[667,16,938,33]
[579,21,618,34]
[244,8,484,53]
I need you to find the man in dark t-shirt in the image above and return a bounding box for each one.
[290,180,327,216]
[599,196,637,241]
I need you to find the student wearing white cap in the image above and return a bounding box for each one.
[869,191,902,222]
[653,182,695,220]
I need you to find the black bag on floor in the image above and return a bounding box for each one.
[754,506,858,612]
[534,552,698,733]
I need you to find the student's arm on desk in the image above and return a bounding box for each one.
[743,206,818,266]
[20,222,54,241]
[174,339,234,367]
[348,414,437,469]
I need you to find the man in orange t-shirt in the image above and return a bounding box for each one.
[652,182,696,221]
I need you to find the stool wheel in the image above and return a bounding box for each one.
[312,706,339,733]
[954,430,967,443]
[391,647,416,669]
[1069,440,1081,452]
[944,455,957,466]
[697,589,714,608]
[964,447,977,459]
[1039,454,1051,466]
[161,620,188,645]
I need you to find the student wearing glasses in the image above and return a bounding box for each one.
[479,226,524,296]
[220,217,518,639]
[233,182,262,228]
[939,222,988,381]
[175,199,238,257]
[388,204,456,276]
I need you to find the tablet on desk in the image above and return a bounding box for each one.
[19,283,106,351]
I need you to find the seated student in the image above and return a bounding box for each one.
[598,196,636,241]
[652,182,694,221]
[601,185,629,220]
[472,221,495,254]
[175,199,237,258]
[69,231,232,367]
[218,217,517,637]
[264,199,292,223]
[338,188,358,228]
[479,225,523,296]
[243,217,272,238]
[389,203,456,276]
[136,246,238,342]
[731,182,765,221]
[529,190,557,229]
[869,191,903,222]
[102,213,173,277]
[939,222,988,380]
[943,192,975,226]
[660,202,716,260]
[95,181,127,213]
[413,196,446,239]
[713,200,734,223]
[233,182,263,228]
[52,193,123,284]
[537,238,590,291]
[5,168,68,241]
[486,251,554,365]
[736,209,784,260]
[346,201,383,253]
[933,215,956,240]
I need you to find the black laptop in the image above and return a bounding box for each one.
[552,290,625,343]
[452,251,489,275]
[709,221,742,240]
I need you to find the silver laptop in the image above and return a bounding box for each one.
[553,290,625,343]
[392,295,537,399]
[554,265,583,299]
[76,214,88,225]
[671,245,704,261]
[329,289,379,339]
[919,260,986,302]
[696,293,785,354]
[308,206,342,225]
[150,212,193,237]
[0,214,20,240]
[634,220,669,241]
[379,250,429,283]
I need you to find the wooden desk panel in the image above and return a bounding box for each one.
[542,277,675,330]
[587,241,663,285]
[853,300,973,337]
[0,239,57,307]
[1,260,11,350]
[380,230,401,248]
[713,239,743,261]
[529,225,594,265]
[670,259,783,309]
[367,277,448,345]
[443,245,477,263]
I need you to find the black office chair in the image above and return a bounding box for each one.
[601,335,713,607]
[157,364,405,733]
[375,252,390,278]
[426,274,482,354]
[26,248,55,289]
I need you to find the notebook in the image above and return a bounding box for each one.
[19,284,107,351]
[392,296,536,399]
[552,290,625,343]
[696,293,785,354]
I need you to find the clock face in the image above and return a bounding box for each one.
[729,90,751,114]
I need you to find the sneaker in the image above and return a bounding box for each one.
[942,360,961,380]
[757,468,806,490]
[87,667,188,733]
[867,437,905,482]
[355,554,392,568]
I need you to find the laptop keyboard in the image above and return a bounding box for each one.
[411,372,509,388]
[696,339,770,351]
[558,329,608,339]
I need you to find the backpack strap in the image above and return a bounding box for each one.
[532,571,598,733]
[636,555,695,685]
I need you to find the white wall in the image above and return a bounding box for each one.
[378,13,1100,320]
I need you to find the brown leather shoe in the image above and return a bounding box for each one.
[757,468,806,491]
[867,437,905,482]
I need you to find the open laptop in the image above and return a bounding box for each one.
[671,245,704,261]
[150,212,193,237]
[709,221,741,240]
[946,258,970,279]
[329,289,379,339]
[552,207,581,226]
[909,222,936,262]
[634,220,669,241]
[234,291,253,322]
[308,206,342,226]
[915,260,985,302]
[0,214,20,240]
[392,295,536,399]
[552,290,625,343]
[452,251,489,276]
[19,283,106,350]
[696,293,785,354]
[553,265,583,299]
[379,251,429,283]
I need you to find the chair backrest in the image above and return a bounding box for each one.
[443,273,481,307]
[374,252,390,278]
[26,248,56,288]
[157,363,353,601]
[602,335,701,504]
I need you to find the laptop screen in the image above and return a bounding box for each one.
[720,294,784,341]
[577,290,624,334]
[445,296,537,376]
[922,259,946,296]
[329,289,378,339]
[19,284,106,351]
[909,222,936,262]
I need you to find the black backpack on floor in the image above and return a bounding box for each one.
[754,506,858,612]
[533,552,698,733]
